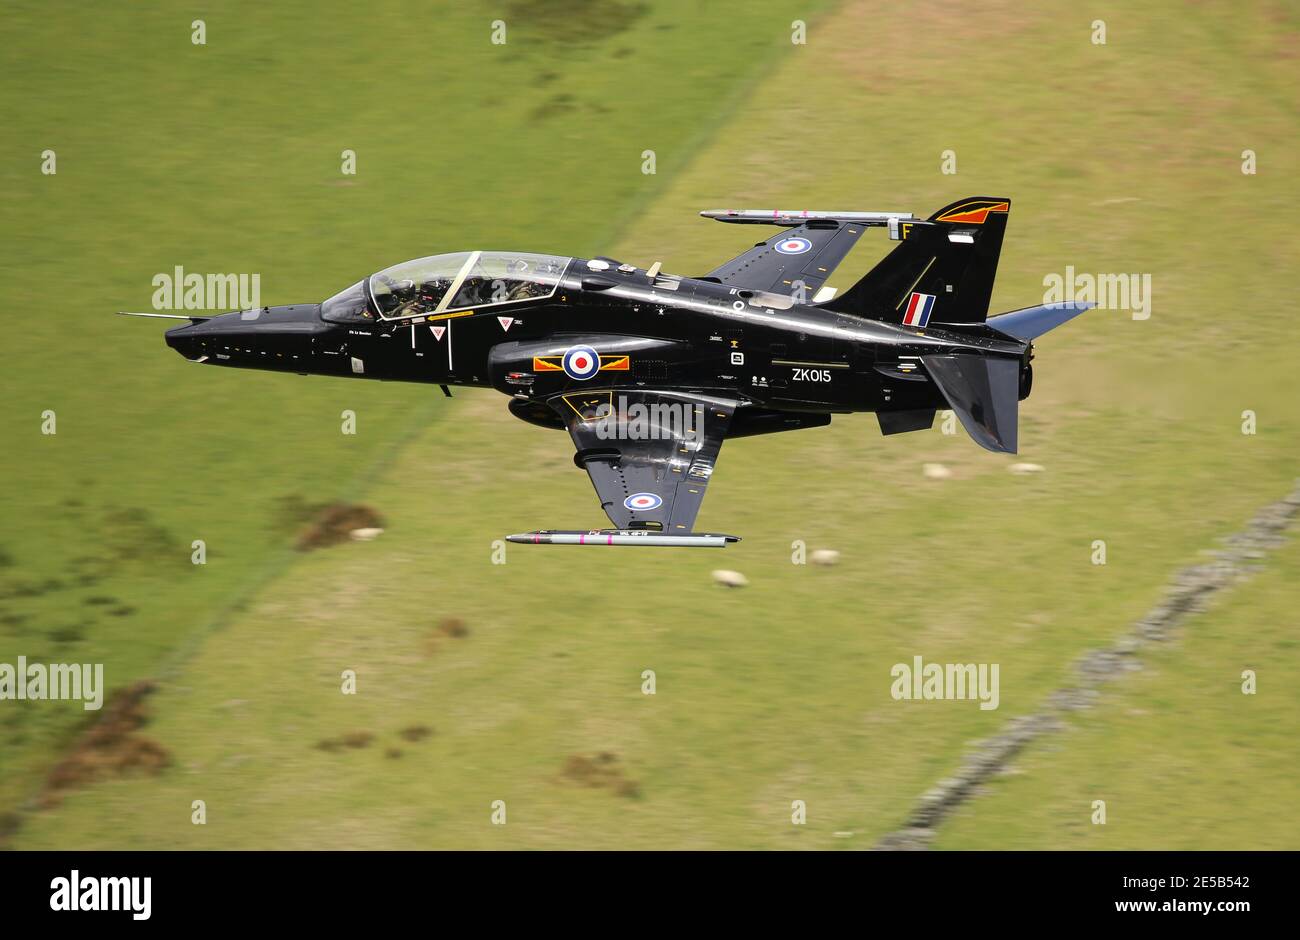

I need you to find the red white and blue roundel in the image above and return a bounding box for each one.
[774,235,813,255]
[562,345,601,381]
[623,492,663,512]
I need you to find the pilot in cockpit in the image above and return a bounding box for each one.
[419,276,452,307]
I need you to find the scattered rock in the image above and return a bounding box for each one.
[922,463,953,480]
[873,827,934,851]
[1008,462,1045,474]
[810,549,841,566]
[712,569,749,588]
[349,527,385,541]
[296,504,385,552]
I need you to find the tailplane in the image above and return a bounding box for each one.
[986,301,1094,341]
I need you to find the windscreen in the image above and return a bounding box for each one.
[320,280,374,323]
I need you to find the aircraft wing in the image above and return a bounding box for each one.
[701,220,867,298]
[550,389,737,533]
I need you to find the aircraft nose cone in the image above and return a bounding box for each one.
[161,305,322,367]
[164,321,205,360]
[162,310,253,361]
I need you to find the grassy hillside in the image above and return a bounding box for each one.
[935,537,1300,849]
[5,0,1298,848]
[0,0,831,817]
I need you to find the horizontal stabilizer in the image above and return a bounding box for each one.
[987,301,1094,342]
[921,354,1020,454]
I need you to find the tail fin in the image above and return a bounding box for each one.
[822,196,1010,327]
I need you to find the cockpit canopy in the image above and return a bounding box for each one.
[321,251,571,324]
[322,252,571,324]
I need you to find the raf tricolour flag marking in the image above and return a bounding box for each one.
[903,292,936,327]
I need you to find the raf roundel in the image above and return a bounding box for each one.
[562,345,601,381]
[774,236,812,255]
[623,492,663,512]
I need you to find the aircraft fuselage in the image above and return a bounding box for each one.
[163,257,1029,425]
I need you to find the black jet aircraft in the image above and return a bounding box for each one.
[127,196,1091,547]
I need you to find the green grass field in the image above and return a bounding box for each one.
[2,0,1297,849]
[936,537,1300,850]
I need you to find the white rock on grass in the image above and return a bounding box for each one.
[1008,462,1045,475]
[712,569,749,588]
[811,549,841,566]
[923,463,953,480]
[349,527,385,541]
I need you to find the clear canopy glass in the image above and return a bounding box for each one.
[320,279,374,323]
[366,251,570,320]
